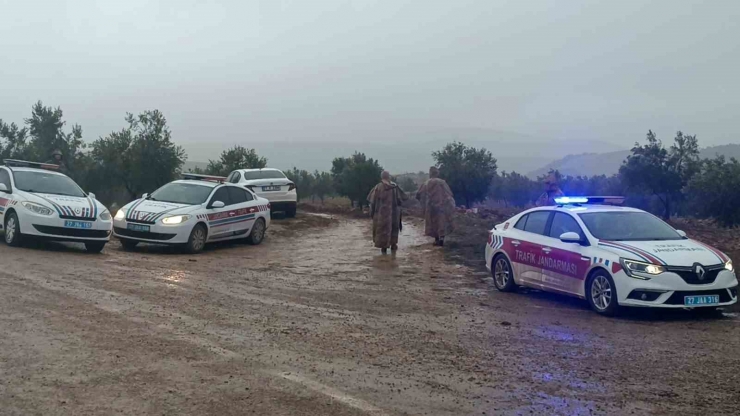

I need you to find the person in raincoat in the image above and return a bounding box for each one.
[536,173,565,206]
[416,166,456,246]
[367,171,408,254]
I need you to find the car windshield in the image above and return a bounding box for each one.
[149,183,213,205]
[243,170,286,180]
[579,211,682,241]
[14,171,86,197]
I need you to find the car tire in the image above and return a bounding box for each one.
[4,212,22,247]
[120,239,139,251]
[247,218,266,245]
[85,242,106,253]
[184,223,208,254]
[587,271,620,316]
[285,204,297,218]
[492,254,516,292]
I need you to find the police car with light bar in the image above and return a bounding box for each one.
[0,159,112,252]
[112,173,271,253]
[485,196,738,315]
[225,168,297,217]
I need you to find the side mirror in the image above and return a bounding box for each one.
[560,232,582,244]
[0,183,8,192]
[142,193,149,199]
[676,230,687,238]
[211,201,225,209]
[88,192,96,200]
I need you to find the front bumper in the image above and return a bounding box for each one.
[21,212,111,242]
[112,218,193,245]
[615,269,739,308]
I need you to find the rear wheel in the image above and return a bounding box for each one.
[247,218,266,245]
[285,204,297,218]
[492,255,516,292]
[587,271,620,316]
[4,212,22,247]
[85,242,106,253]
[184,224,208,254]
[120,239,139,251]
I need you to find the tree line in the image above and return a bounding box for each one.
[2,102,739,226]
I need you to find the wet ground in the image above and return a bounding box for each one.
[0,213,738,415]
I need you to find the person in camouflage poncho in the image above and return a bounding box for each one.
[367,171,408,254]
[416,166,456,246]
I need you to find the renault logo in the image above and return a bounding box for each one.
[695,264,706,280]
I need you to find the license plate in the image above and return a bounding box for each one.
[262,186,281,191]
[64,220,92,229]
[684,295,720,306]
[127,223,150,232]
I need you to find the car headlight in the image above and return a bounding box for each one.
[99,210,112,221]
[726,260,734,272]
[162,215,190,225]
[22,202,53,216]
[114,208,127,220]
[621,258,665,279]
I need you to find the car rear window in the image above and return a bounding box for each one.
[242,171,286,180]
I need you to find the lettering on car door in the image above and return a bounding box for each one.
[507,210,552,287]
[540,212,590,296]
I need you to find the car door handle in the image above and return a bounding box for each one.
[511,240,521,246]
[541,247,552,253]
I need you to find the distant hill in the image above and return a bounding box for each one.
[527,144,740,178]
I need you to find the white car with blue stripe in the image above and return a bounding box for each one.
[485,196,738,315]
[0,160,112,253]
[112,174,271,253]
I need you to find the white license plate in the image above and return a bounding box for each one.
[64,220,92,229]
[262,186,281,191]
[684,295,719,306]
[127,223,150,232]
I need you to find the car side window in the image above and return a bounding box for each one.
[227,186,247,204]
[243,189,254,202]
[228,171,241,184]
[210,187,232,207]
[514,215,528,230]
[549,212,584,239]
[523,211,550,235]
[0,168,11,190]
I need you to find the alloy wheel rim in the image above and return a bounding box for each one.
[591,276,612,310]
[193,228,206,251]
[254,221,265,242]
[494,259,509,288]
[5,217,16,243]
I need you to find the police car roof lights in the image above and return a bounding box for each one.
[181,172,226,183]
[3,159,60,171]
[554,196,625,206]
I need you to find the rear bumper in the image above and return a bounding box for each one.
[253,190,297,204]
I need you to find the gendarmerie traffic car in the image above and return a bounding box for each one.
[0,159,112,253]
[485,196,738,316]
[112,173,271,253]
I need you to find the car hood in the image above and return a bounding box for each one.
[124,199,198,222]
[29,192,105,219]
[598,239,729,267]
[243,178,292,187]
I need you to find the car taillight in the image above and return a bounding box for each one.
[288,183,296,191]
[267,203,271,210]
[488,231,493,245]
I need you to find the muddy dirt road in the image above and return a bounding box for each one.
[1,214,739,415]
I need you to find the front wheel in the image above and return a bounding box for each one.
[85,242,106,253]
[247,218,266,245]
[4,212,22,247]
[587,272,620,316]
[184,224,208,254]
[492,255,516,292]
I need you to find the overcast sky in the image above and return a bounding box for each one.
[1,0,738,164]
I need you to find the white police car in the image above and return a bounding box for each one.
[113,173,271,253]
[485,196,738,315]
[0,160,112,253]
[225,168,297,217]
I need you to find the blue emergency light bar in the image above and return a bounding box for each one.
[554,196,625,206]
[181,172,226,183]
[3,159,60,170]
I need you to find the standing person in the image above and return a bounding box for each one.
[367,171,408,254]
[416,166,456,246]
[536,173,565,206]
[46,149,69,174]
